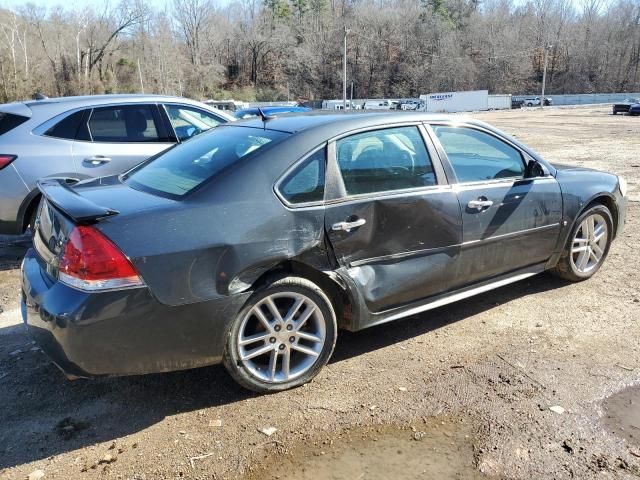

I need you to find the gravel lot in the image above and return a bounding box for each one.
[0,105,639,480]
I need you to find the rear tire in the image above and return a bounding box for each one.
[223,275,337,393]
[551,204,613,282]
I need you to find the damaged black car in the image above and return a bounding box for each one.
[22,112,628,392]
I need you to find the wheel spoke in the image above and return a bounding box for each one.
[265,297,284,323]
[291,343,320,357]
[294,305,316,330]
[572,245,588,254]
[253,307,274,332]
[284,297,305,323]
[586,217,595,239]
[268,350,279,381]
[239,332,270,346]
[591,242,604,259]
[589,249,599,263]
[296,331,323,343]
[241,344,274,361]
[593,223,605,240]
[577,250,590,270]
[281,348,291,380]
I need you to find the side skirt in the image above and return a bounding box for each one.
[360,263,546,330]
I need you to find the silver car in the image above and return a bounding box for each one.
[0,94,235,235]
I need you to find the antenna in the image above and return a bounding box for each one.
[256,107,275,123]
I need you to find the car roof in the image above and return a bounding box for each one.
[231,111,479,134]
[10,94,230,119]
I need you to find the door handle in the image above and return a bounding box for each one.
[467,199,494,210]
[84,156,112,166]
[332,218,366,232]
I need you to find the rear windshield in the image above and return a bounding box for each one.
[123,126,288,197]
[0,112,28,135]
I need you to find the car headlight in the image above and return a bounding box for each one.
[618,176,628,197]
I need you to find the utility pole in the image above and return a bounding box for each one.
[343,26,348,110]
[350,81,354,110]
[137,58,144,94]
[541,45,552,109]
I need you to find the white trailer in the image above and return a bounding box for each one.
[322,99,356,110]
[420,90,489,113]
[488,94,512,110]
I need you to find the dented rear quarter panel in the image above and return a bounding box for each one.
[95,132,333,308]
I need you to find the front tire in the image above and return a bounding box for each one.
[223,276,337,392]
[551,204,613,282]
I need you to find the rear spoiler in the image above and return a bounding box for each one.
[37,178,119,223]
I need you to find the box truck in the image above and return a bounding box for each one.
[420,90,489,113]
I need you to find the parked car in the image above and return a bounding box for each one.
[612,98,640,115]
[522,96,552,107]
[235,106,311,119]
[511,99,525,109]
[363,100,395,110]
[22,112,627,392]
[629,102,640,116]
[0,94,235,235]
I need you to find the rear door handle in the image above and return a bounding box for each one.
[467,199,494,210]
[84,156,112,166]
[332,218,366,232]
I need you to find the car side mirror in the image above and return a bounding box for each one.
[525,160,548,178]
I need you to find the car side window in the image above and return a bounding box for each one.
[279,148,325,205]
[432,126,525,183]
[336,126,436,195]
[165,104,224,142]
[44,110,90,141]
[88,105,162,143]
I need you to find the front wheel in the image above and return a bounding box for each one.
[223,276,337,392]
[551,204,613,282]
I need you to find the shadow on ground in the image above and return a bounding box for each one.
[0,271,570,470]
[0,234,31,271]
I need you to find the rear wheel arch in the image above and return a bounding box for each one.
[248,260,355,331]
[18,189,42,232]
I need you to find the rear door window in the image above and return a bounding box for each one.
[124,126,288,198]
[336,126,436,195]
[165,104,225,142]
[88,105,163,143]
[0,112,28,135]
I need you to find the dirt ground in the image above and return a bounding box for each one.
[0,105,639,480]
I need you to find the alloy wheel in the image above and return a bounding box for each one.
[237,292,327,383]
[570,213,608,274]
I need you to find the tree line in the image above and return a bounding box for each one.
[0,0,638,104]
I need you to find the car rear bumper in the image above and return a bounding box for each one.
[21,248,251,378]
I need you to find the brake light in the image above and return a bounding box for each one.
[0,154,16,170]
[58,225,144,291]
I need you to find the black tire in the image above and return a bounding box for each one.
[551,204,614,282]
[223,275,337,393]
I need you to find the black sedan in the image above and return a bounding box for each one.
[22,113,628,392]
[612,98,640,114]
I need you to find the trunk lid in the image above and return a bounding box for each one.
[33,176,176,278]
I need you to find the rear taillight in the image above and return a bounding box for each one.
[58,225,144,291]
[0,154,16,170]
